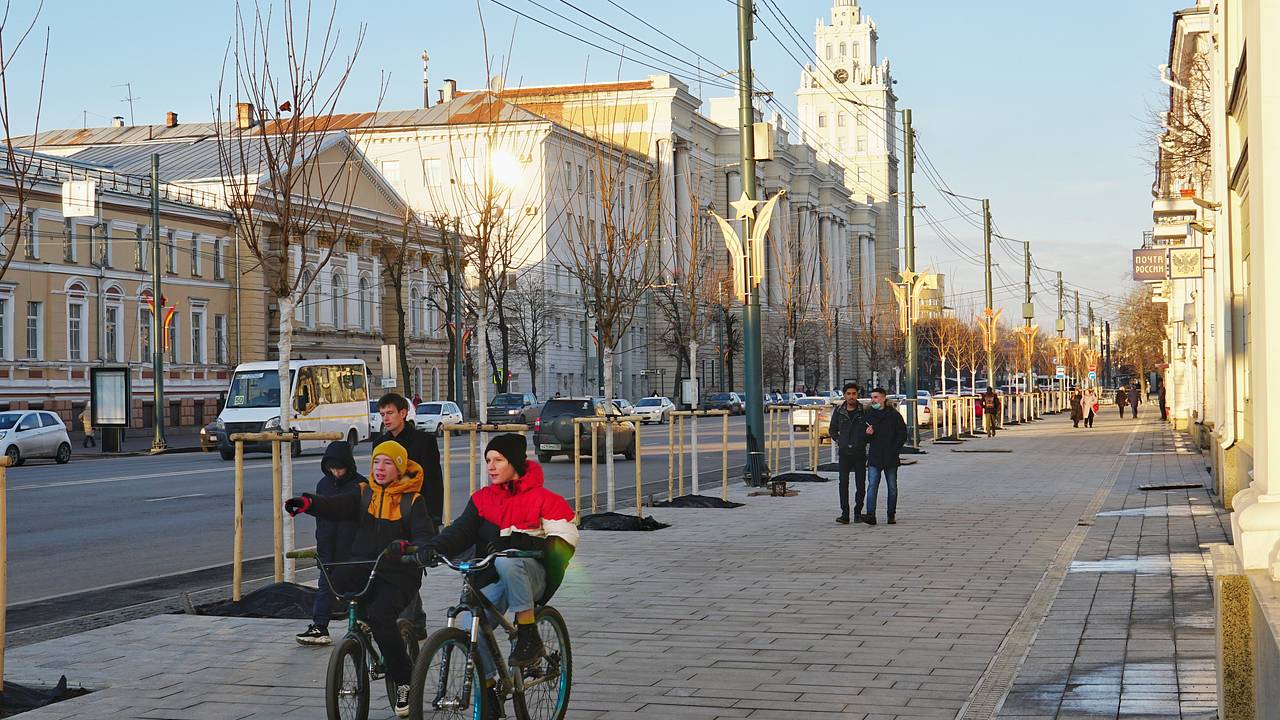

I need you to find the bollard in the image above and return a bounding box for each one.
[591,424,599,514]
[573,429,582,515]
[931,398,939,441]
[633,418,643,517]
[271,441,282,583]
[233,440,245,601]
[666,418,675,499]
[721,411,730,501]
[469,428,478,496]
[442,429,453,523]
[0,457,7,690]
[677,414,686,497]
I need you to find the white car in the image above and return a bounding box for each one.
[415,401,464,434]
[790,397,829,431]
[0,410,72,466]
[612,399,636,416]
[633,396,675,424]
[368,399,416,437]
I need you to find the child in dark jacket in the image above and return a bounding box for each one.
[295,440,363,647]
[286,441,436,718]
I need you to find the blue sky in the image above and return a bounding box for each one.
[7,0,1181,323]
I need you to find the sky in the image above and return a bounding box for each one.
[5,0,1182,326]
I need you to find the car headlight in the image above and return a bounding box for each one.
[264,416,281,430]
[0,430,7,439]
[509,409,519,415]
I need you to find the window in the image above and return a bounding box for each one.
[852,42,860,59]
[213,238,225,279]
[166,230,178,273]
[23,210,36,259]
[135,227,147,270]
[825,43,833,60]
[423,158,444,189]
[839,42,847,57]
[167,313,180,364]
[191,308,205,364]
[90,225,106,267]
[301,267,315,328]
[104,291,124,362]
[0,296,9,360]
[817,113,827,128]
[410,286,423,336]
[25,301,41,360]
[358,275,371,328]
[380,160,402,189]
[67,296,87,361]
[191,235,203,277]
[838,136,847,149]
[331,271,346,329]
[214,314,227,364]
[63,220,76,262]
[39,412,61,428]
[139,302,153,361]
[838,113,848,127]
[856,134,867,152]
[16,414,37,432]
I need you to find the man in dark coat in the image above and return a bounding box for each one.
[827,383,866,524]
[861,388,908,526]
[1070,390,1083,428]
[1129,383,1141,418]
[295,441,363,646]
[1115,386,1129,418]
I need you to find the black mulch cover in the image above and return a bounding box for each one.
[1,677,89,717]
[579,512,670,531]
[651,495,744,509]
[194,582,334,619]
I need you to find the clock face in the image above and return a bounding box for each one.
[834,68,849,84]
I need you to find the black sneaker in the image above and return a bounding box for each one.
[861,514,877,526]
[888,515,897,525]
[508,624,545,667]
[394,683,411,718]
[295,624,331,646]
[836,515,850,525]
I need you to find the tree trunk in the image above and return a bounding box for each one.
[787,336,796,472]
[956,366,962,398]
[689,339,699,495]
[828,349,837,463]
[278,296,296,582]
[445,325,457,402]
[604,346,616,511]
[940,357,947,397]
[496,304,511,394]
[391,269,409,397]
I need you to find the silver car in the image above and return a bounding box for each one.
[0,410,72,465]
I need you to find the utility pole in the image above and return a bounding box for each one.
[903,108,919,446]
[737,0,768,485]
[150,154,167,452]
[1104,321,1112,388]
[1087,302,1095,386]
[1075,290,1081,343]
[1022,241,1033,392]
[982,198,994,391]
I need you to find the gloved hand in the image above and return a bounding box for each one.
[387,540,414,557]
[416,546,439,567]
[284,494,313,516]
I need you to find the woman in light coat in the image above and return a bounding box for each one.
[1081,388,1099,428]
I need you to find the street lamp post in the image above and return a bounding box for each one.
[149,154,167,452]
[736,0,767,485]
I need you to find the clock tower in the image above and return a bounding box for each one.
[797,0,900,305]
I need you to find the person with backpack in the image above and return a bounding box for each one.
[981,389,1001,437]
[285,441,435,718]
[295,441,363,647]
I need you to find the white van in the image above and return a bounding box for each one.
[213,359,371,460]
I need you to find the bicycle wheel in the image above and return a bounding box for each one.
[512,606,571,720]
[326,634,371,720]
[408,627,487,720]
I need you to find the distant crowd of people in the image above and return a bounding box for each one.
[1067,383,1165,428]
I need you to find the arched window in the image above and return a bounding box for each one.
[358,275,371,329]
[817,113,827,128]
[410,286,423,336]
[66,281,89,362]
[331,270,346,330]
[104,285,124,362]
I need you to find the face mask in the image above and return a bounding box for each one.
[871,402,882,410]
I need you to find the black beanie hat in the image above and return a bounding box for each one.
[485,433,528,475]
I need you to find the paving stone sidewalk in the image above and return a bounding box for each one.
[9,409,1217,719]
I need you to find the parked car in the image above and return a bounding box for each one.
[703,392,745,415]
[200,421,219,451]
[790,397,829,431]
[916,396,933,427]
[368,398,416,437]
[415,401,464,434]
[533,397,637,462]
[486,392,540,425]
[0,410,71,466]
[612,398,635,416]
[633,396,675,424]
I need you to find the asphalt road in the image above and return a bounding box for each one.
[9,415,777,608]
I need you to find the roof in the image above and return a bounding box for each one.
[62,138,239,182]
[493,80,656,98]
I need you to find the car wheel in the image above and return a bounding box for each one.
[537,451,553,463]
[55,442,71,464]
[5,444,21,467]
[623,441,636,461]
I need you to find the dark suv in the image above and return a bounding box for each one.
[533,397,636,463]
[486,392,540,424]
[703,392,745,415]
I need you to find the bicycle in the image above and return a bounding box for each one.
[406,548,571,720]
[287,548,423,720]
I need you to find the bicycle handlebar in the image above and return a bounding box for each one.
[399,546,543,573]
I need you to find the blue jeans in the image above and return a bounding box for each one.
[472,557,546,676]
[313,559,336,628]
[865,465,898,517]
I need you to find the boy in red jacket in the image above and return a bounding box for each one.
[419,433,578,666]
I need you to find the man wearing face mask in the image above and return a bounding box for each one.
[861,387,908,526]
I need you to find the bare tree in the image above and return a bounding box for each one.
[508,275,553,398]
[774,204,819,397]
[213,0,374,579]
[0,1,47,283]
[376,210,431,397]
[1149,49,1212,195]
[708,270,742,391]
[957,320,983,394]
[425,214,469,406]
[1113,284,1167,397]
[923,316,964,395]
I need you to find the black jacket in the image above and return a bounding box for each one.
[828,402,867,459]
[864,405,908,469]
[315,441,363,563]
[374,423,444,524]
[305,462,437,590]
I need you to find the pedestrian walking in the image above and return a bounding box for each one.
[861,388,907,526]
[1070,390,1083,428]
[981,388,1001,437]
[1159,382,1168,421]
[1115,386,1129,418]
[1082,387,1099,428]
[828,383,867,524]
[411,393,422,406]
[79,402,96,448]
[295,440,363,647]
[1129,383,1140,418]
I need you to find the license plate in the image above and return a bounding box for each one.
[539,443,561,450]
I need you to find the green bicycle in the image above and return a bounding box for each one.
[288,548,422,720]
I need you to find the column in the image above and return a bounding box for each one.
[674,139,692,267]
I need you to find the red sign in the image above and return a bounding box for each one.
[1088,363,1097,372]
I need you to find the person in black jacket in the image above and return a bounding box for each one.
[286,441,436,718]
[862,388,908,526]
[373,392,442,637]
[827,383,867,524]
[295,441,363,646]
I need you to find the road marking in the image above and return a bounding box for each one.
[10,457,322,492]
[144,493,207,502]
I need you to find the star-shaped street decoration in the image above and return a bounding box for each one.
[730,191,760,220]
